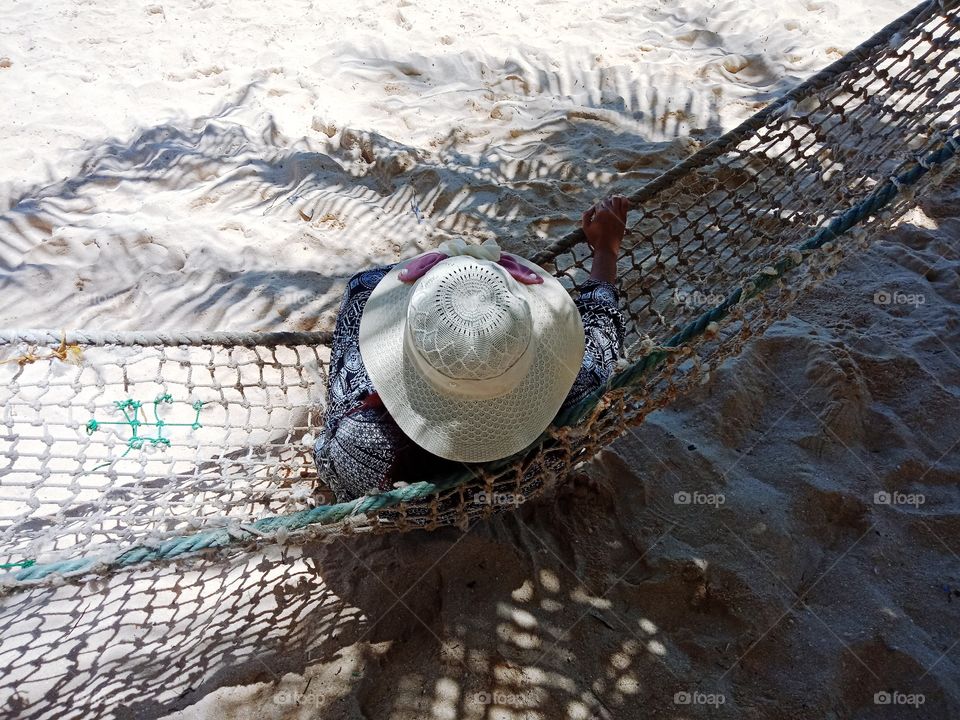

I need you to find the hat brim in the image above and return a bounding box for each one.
[358,252,585,463]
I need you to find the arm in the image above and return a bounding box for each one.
[589,249,619,285]
[557,196,631,415]
[558,283,627,414]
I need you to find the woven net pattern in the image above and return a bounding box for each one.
[408,259,532,383]
[1,0,959,588]
[0,341,328,572]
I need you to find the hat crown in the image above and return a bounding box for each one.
[358,250,586,462]
[407,258,532,385]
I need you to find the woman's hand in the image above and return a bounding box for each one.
[398,251,543,285]
[582,195,629,257]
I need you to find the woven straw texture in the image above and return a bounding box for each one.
[359,253,585,462]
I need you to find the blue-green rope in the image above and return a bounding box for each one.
[6,135,957,587]
[84,395,207,473]
[0,560,35,571]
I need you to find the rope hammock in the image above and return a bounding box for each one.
[2,0,959,590]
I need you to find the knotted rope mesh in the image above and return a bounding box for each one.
[2,0,959,588]
[0,338,328,566]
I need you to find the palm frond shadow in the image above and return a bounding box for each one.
[0,58,723,332]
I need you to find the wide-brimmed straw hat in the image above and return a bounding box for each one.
[358,240,585,463]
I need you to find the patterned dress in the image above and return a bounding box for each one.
[314,263,627,502]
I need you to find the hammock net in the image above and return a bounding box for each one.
[2,0,959,589]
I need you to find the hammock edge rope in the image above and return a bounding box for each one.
[529,0,955,267]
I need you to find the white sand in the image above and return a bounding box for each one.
[1,0,911,332]
[2,0,959,718]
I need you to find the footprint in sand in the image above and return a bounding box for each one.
[394,9,412,30]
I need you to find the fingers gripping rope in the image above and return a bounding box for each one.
[553,134,960,428]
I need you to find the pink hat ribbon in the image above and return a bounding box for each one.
[398,238,544,285]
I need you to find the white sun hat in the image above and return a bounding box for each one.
[358,239,585,463]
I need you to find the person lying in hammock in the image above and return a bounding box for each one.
[314,196,630,502]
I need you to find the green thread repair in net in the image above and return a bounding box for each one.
[1,398,207,571]
[85,394,208,462]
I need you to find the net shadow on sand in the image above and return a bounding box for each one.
[0,476,700,720]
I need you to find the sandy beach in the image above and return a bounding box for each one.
[1,0,958,718]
